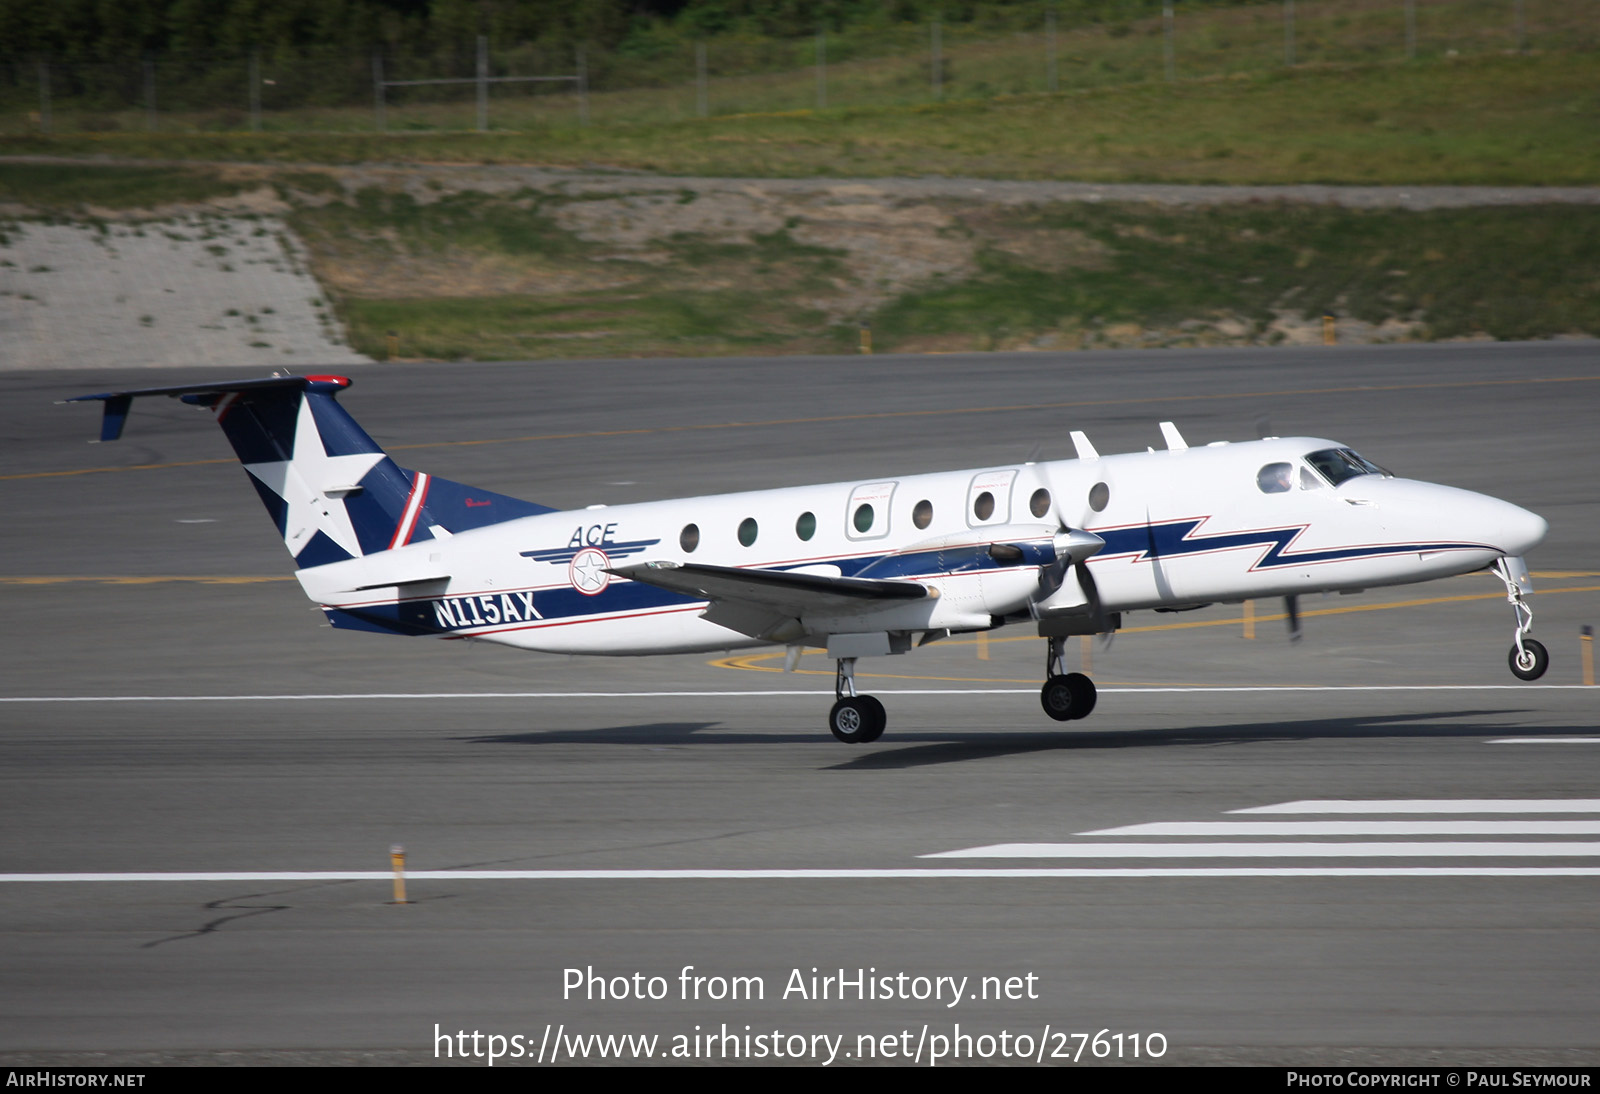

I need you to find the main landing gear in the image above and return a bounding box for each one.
[1494,557,1548,682]
[1041,635,1097,722]
[828,657,886,744]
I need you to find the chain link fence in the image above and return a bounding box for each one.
[1,0,1591,136]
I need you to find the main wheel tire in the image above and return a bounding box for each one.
[857,695,887,743]
[1509,638,1549,681]
[1063,671,1097,720]
[1040,674,1078,721]
[829,697,884,743]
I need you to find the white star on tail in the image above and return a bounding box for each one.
[244,397,384,560]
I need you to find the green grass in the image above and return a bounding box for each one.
[874,203,1600,349]
[300,189,848,360]
[341,290,836,361]
[304,192,1600,360]
[3,50,1597,185]
[0,162,250,208]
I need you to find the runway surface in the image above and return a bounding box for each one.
[2,343,1598,1065]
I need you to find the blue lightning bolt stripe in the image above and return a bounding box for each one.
[1094,518,1493,571]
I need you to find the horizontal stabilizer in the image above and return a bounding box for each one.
[65,375,351,441]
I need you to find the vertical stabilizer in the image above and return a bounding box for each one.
[68,375,552,568]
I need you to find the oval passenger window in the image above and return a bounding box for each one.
[912,500,933,530]
[973,491,995,521]
[679,523,700,552]
[1257,463,1293,494]
[854,503,874,533]
[1029,488,1051,519]
[796,511,816,540]
[738,517,758,546]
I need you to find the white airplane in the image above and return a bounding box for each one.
[69,374,1551,743]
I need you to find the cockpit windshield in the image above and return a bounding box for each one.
[1305,447,1391,486]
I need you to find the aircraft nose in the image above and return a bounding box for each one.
[1497,502,1548,556]
[1494,500,1548,557]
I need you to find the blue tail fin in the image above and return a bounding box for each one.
[68,375,552,568]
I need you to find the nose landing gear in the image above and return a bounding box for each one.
[1494,557,1549,681]
[1041,635,1097,722]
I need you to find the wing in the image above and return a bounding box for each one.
[609,560,930,640]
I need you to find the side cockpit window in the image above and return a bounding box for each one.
[1257,462,1293,494]
[1305,447,1392,487]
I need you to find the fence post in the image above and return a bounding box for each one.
[1046,8,1058,93]
[476,35,488,132]
[144,57,157,131]
[816,29,826,110]
[373,51,386,132]
[1285,0,1296,66]
[696,40,708,118]
[931,17,942,99]
[248,50,261,132]
[577,46,589,126]
[37,59,50,134]
[1163,4,1175,82]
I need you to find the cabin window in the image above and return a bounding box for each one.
[846,481,896,540]
[1029,487,1052,518]
[1257,462,1293,494]
[966,469,1015,526]
[738,517,758,547]
[1089,482,1110,512]
[912,499,933,530]
[796,511,816,541]
[1299,467,1323,491]
[679,523,699,553]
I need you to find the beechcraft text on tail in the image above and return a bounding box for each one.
[67,375,1551,744]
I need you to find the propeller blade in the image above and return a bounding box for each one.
[1076,560,1109,634]
[1285,594,1301,643]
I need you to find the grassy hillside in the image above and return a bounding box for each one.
[3,49,1597,185]
[265,179,1600,358]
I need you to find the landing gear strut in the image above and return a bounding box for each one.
[828,657,886,743]
[1040,635,1097,722]
[1494,557,1548,682]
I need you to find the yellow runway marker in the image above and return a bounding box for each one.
[19,374,1598,482]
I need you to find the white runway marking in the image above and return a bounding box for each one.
[1488,738,1600,744]
[1082,821,1600,836]
[1233,799,1600,813]
[0,685,1591,703]
[4,868,1599,882]
[923,842,1600,859]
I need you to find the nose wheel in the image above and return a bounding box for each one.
[1494,558,1549,682]
[828,658,885,743]
[1041,636,1098,721]
[1509,638,1549,682]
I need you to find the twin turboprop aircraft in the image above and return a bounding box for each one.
[70,374,1551,743]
